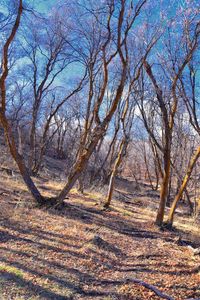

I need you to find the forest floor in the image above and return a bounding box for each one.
[0,171,200,300]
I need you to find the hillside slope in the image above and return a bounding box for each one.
[0,171,200,300]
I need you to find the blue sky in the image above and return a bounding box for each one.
[32,0,57,13]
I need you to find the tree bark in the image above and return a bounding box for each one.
[156,147,171,226]
[77,177,84,194]
[167,146,200,226]
[0,0,45,205]
[54,126,107,205]
[104,138,125,208]
[0,114,44,205]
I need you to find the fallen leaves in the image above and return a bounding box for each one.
[0,179,200,300]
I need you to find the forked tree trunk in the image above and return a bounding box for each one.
[54,126,107,205]
[53,50,128,205]
[104,139,125,208]
[167,146,200,226]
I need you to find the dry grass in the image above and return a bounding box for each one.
[0,176,28,193]
[0,174,200,300]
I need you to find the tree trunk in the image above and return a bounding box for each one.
[155,148,171,226]
[54,126,107,205]
[17,125,23,155]
[167,146,200,226]
[166,170,172,207]
[104,139,125,208]
[0,114,45,205]
[0,0,44,205]
[184,188,193,215]
[77,177,84,194]
[28,118,37,175]
[143,142,158,191]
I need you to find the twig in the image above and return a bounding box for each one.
[126,278,174,300]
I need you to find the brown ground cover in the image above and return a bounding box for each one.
[0,175,200,300]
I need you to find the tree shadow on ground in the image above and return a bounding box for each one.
[0,271,73,300]
[47,201,176,244]
[1,183,200,300]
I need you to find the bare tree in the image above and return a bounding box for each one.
[104,83,135,208]
[135,13,200,225]
[167,146,200,226]
[52,0,150,207]
[0,0,150,207]
[167,47,200,226]
[0,0,45,204]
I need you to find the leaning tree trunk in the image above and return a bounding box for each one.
[167,146,200,226]
[0,0,45,205]
[104,138,125,209]
[54,126,107,205]
[0,114,45,205]
[53,48,128,206]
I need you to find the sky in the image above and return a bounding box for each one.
[32,0,56,13]
[1,0,199,107]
